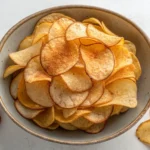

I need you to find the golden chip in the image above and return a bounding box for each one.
[47,122,59,130]
[63,108,77,118]
[111,105,123,116]
[59,122,77,130]
[124,40,136,54]
[79,37,100,46]
[82,17,102,26]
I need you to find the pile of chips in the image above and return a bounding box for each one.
[3,13,141,133]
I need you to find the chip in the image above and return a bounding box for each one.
[87,24,122,46]
[80,81,104,107]
[79,37,100,46]
[15,100,44,119]
[120,106,129,113]
[84,106,113,123]
[55,108,91,123]
[47,122,59,130]
[61,67,92,92]
[66,22,87,41]
[18,77,43,109]
[41,37,79,76]
[33,107,54,128]
[85,122,105,134]
[49,17,74,40]
[10,72,23,99]
[82,17,102,26]
[71,117,93,130]
[124,40,136,54]
[74,55,84,68]
[94,89,113,106]
[111,105,123,116]
[18,35,33,50]
[9,41,42,66]
[63,108,77,118]
[26,81,53,107]
[3,65,24,78]
[24,56,51,83]
[32,22,52,44]
[59,122,77,130]
[136,120,150,144]
[80,44,114,80]
[50,76,89,108]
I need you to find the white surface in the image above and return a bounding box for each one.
[0,0,150,150]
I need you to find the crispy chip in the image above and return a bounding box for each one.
[120,106,129,113]
[82,18,102,26]
[81,81,104,107]
[63,108,77,118]
[66,22,87,41]
[111,105,123,116]
[80,44,114,80]
[61,67,92,92]
[71,117,93,130]
[105,64,135,85]
[79,37,100,46]
[18,77,43,109]
[47,122,59,130]
[33,107,54,128]
[74,55,84,68]
[94,89,113,106]
[32,22,52,44]
[59,122,77,130]
[87,24,122,46]
[3,65,24,78]
[26,81,53,107]
[84,106,113,123]
[124,40,136,54]
[49,17,74,40]
[55,108,91,123]
[85,122,105,134]
[10,72,23,99]
[24,56,51,83]
[41,37,79,76]
[101,79,137,108]
[136,120,150,144]
[18,35,33,50]
[9,41,42,66]
[50,76,89,108]
[15,100,43,119]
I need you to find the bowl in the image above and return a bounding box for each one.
[0,5,150,145]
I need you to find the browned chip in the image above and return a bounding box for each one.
[62,108,77,118]
[59,122,77,130]
[79,37,100,46]
[124,40,136,54]
[47,122,59,130]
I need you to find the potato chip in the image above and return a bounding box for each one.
[101,79,137,108]
[84,106,113,123]
[105,64,135,85]
[50,76,88,108]
[82,17,102,26]
[41,37,79,76]
[101,22,117,36]
[15,100,44,119]
[85,122,105,134]
[117,38,124,46]
[55,108,91,123]
[33,107,54,128]
[131,53,141,80]
[61,67,92,92]
[136,120,150,144]
[32,22,52,44]
[18,35,33,50]
[80,81,104,107]
[111,105,123,116]
[94,89,113,106]
[37,13,69,25]
[74,55,84,68]
[79,37,100,46]
[71,117,93,130]
[49,17,74,40]
[87,24,122,46]
[120,106,129,113]
[18,77,43,109]
[47,122,59,130]
[9,41,42,66]
[110,45,133,74]
[63,108,77,118]
[59,122,77,130]
[24,56,51,83]
[10,72,23,99]
[3,65,24,78]
[26,81,53,107]
[66,22,87,41]
[124,40,136,54]
[80,44,114,80]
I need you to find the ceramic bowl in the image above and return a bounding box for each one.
[0,5,150,145]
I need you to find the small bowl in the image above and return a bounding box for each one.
[0,5,150,145]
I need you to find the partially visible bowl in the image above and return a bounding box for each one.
[0,5,150,145]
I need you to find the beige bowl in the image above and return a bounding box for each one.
[0,5,150,145]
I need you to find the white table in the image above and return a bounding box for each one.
[0,0,150,149]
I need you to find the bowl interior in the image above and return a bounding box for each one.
[0,6,150,144]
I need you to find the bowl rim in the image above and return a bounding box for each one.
[0,5,150,145]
